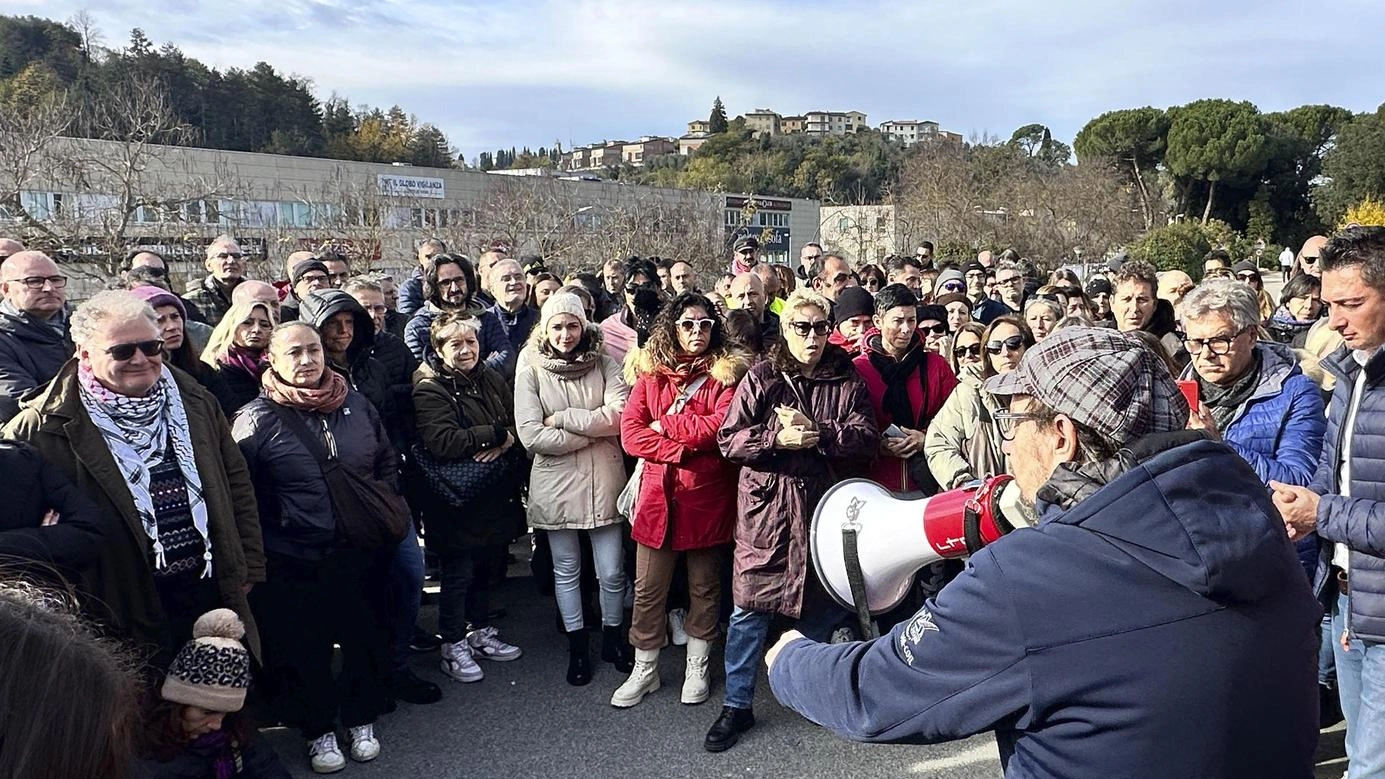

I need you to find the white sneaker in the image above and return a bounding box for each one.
[347,723,380,762]
[308,732,346,774]
[668,608,689,646]
[441,640,484,682]
[467,625,522,661]
[610,648,661,707]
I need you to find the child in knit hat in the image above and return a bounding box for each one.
[139,609,290,778]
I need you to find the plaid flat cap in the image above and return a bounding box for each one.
[984,326,1189,447]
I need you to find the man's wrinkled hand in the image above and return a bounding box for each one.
[775,425,819,450]
[1270,480,1320,541]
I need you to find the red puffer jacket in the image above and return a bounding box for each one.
[620,347,751,551]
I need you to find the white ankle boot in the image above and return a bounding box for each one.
[610,648,661,707]
[682,637,711,704]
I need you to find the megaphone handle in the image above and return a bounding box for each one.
[841,526,881,640]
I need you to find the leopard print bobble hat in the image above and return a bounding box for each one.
[160,609,252,713]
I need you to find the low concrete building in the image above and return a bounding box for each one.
[819,205,898,267]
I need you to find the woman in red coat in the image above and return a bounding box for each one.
[613,292,750,710]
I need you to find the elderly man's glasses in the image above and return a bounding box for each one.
[1183,327,1250,356]
[105,339,164,360]
[298,272,328,285]
[996,275,1022,286]
[676,318,714,334]
[6,275,67,290]
[788,320,830,337]
[993,410,1044,441]
[212,252,244,262]
[985,335,1026,354]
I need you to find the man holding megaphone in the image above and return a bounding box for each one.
[766,326,1321,779]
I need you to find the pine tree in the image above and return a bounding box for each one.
[709,96,729,134]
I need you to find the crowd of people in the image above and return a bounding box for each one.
[0,224,1378,777]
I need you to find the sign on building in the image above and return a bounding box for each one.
[377,174,446,200]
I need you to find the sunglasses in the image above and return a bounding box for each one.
[676,318,714,334]
[787,320,831,337]
[955,343,983,358]
[941,281,966,293]
[1236,272,1260,283]
[920,323,947,335]
[985,335,1026,354]
[104,339,164,360]
[1301,255,1319,265]
[212,252,244,262]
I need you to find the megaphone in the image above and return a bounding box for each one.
[810,475,1030,618]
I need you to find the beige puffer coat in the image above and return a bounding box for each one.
[924,363,1007,489]
[514,330,630,531]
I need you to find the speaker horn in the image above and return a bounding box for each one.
[810,475,1029,616]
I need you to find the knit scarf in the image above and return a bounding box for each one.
[187,730,236,779]
[78,363,213,576]
[867,332,929,429]
[221,343,266,379]
[261,367,349,413]
[1197,351,1262,431]
[536,344,599,380]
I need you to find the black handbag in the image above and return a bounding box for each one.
[271,404,410,550]
[412,442,520,509]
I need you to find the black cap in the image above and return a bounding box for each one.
[291,259,329,285]
[961,261,985,275]
[1085,277,1113,296]
[917,304,948,324]
[1232,259,1260,276]
[833,286,874,322]
[733,236,760,251]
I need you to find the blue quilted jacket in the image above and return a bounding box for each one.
[1311,344,1385,643]
[1182,341,1325,581]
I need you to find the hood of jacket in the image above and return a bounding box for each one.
[623,344,752,387]
[300,289,375,366]
[1034,430,1289,604]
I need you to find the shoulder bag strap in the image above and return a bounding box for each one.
[666,374,710,415]
[269,402,331,465]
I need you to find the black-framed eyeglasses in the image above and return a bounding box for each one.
[955,343,983,358]
[920,323,947,335]
[104,339,164,361]
[676,318,714,334]
[132,266,168,278]
[787,320,830,337]
[298,273,328,285]
[985,335,1026,354]
[7,275,68,290]
[993,410,1044,441]
[1183,327,1250,356]
[996,276,1022,286]
[438,277,468,289]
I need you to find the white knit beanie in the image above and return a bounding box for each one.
[160,609,251,713]
[540,292,588,331]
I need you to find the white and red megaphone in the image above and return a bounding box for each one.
[810,474,1030,617]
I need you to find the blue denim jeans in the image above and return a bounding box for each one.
[1333,592,1385,778]
[388,523,426,672]
[721,603,846,710]
[1322,611,1338,686]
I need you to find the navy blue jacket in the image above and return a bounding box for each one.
[487,301,537,383]
[1182,341,1325,581]
[398,266,426,318]
[404,305,512,378]
[770,432,1319,779]
[1311,345,1385,642]
[0,305,71,408]
[971,297,1009,325]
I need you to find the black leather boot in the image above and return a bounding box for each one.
[602,625,635,673]
[566,629,592,686]
[704,705,755,752]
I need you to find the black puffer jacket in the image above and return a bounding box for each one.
[300,290,392,421]
[231,389,399,561]
[0,306,72,407]
[212,360,265,418]
[371,329,419,448]
[0,439,108,581]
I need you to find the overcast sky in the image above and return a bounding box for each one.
[15,0,1385,162]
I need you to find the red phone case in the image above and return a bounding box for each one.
[1177,380,1199,412]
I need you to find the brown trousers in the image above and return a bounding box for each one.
[629,543,722,650]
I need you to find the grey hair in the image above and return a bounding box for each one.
[70,290,157,347]
[1181,279,1261,333]
[430,314,481,349]
[342,276,383,295]
[1024,297,1064,321]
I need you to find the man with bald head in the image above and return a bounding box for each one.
[121,249,207,324]
[811,254,857,304]
[0,237,24,264]
[185,235,246,327]
[0,251,73,413]
[1298,235,1329,279]
[753,263,784,316]
[728,271,779,346]
[232,279,282,317]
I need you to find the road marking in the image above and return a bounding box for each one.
[906,741,1001,773]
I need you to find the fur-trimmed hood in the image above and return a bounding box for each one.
[623,345,752,387]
